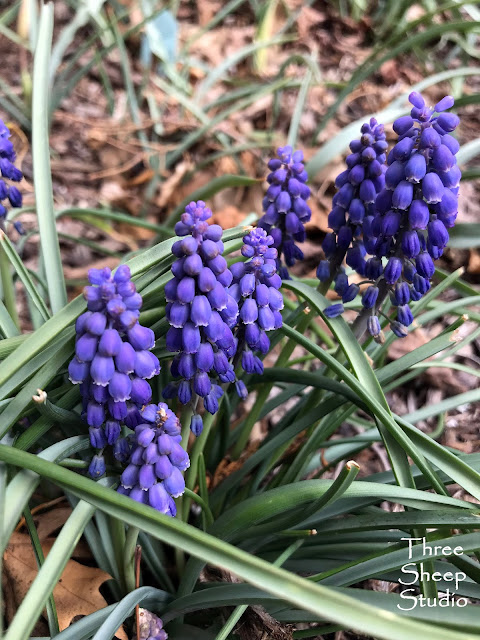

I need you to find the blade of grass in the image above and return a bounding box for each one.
[90,587,171,640]
[23,506,60,637]
[282,282,437,492]
[32,1,67,313]
[0,337,74,438]
[0,244,20,330]
[0,231,50,322]
[2,436,89,548]
[0,296,19,338]
[287,65,314,148]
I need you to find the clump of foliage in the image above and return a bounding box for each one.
[0,3,479,640]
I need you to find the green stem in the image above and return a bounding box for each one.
[0,245,19,330]
[183,411,216,521]
[123,525,140,594]
[184,488,214,529]
[231,308,313,459]
[109,517,127,593]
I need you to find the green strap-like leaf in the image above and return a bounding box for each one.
[0,444,476,640]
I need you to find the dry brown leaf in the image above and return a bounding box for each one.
[156,160,195,209]
[211,441,259,489]
[388,325,429,360]
[34,507,73,541]
[63,257,120,281]
[3,532,127,638]
[468,250,480,274]
[211,205,248,229]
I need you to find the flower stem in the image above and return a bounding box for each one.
[231,308,313,459]
[183,410,216,521]
[109,517,127,593]
[123,525,140,594]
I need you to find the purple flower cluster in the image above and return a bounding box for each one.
[139,608,168,640]
[164,201,238,436]
[258,146,311,279]
[317,118,387,285]
[0,120,23,233]
[321,93,460,339]
[118,403,189,516]
[68,265,160,476]
[229,228,283,391]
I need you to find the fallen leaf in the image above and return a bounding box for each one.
[468,250,480,274]
[211,205,248,229]
[388,325,429,360]
[3,531,127,638]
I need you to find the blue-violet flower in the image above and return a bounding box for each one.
[320,93,460,339]
[68,265,160,475]
[118,403,189,516]
[318,118,387,288]
[258,146,311,279]
[164,201,238,436]
[0,119,23,233]
[229,228,283,383]
[138,608,168,640]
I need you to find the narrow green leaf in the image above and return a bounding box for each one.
[0,296,19,338]
[0,327,73,403]
[23,506,60,636]
[2,436,88,545]
[32,1,67,313]
[314,511,480,535]
[14,385,81,451]
[91,587,170,640]
[0,337,74,438]
[278,310,443,494]
[0,232,50,322]
[448,223,480,249]
[0,445,475,640]
[317,531,480,587]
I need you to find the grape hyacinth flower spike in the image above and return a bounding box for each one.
[164,201,238,436]
[229,228,283,394]
[360,92,461,338]
[0,119,24,234]
[139,608,168,640]
[68,265,160,476]
[322,92,460,340]
[258,146,311,279]
[317,118,387,292]
[118,403,189,516]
